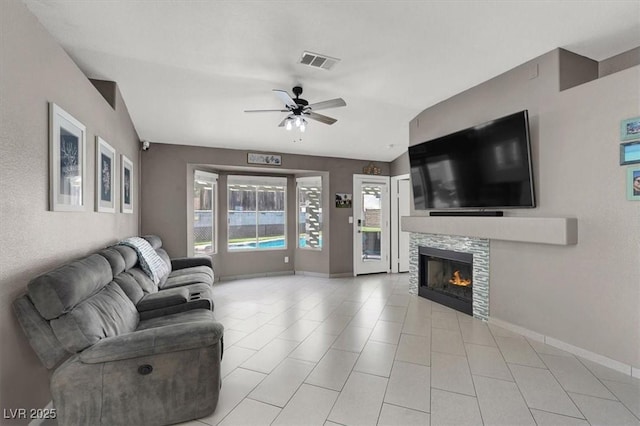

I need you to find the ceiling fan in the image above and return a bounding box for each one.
[244,86,346,132]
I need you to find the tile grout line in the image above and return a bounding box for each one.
[573,355,640,419]
[492,361,540,423]
[528,347,589,422]
[459,314,486,426]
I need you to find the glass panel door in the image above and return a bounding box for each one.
[361,184,383,262]
[353,175,390,275]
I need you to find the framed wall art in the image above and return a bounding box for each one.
[620,116,640,141]
[49,103,86,211]
[247,152,282,166]
[620,140,640,166]
[627,166,640,201]
[96,137,116,213]
[121,154,133,214]
[335,193,352,208]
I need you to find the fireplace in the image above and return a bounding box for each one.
[418,246,473,315]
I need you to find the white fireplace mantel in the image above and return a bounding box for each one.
[401,216,578,246]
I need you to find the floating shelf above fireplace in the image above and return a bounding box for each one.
[401,216,578,246]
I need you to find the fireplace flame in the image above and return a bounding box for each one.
[449,270,472,287]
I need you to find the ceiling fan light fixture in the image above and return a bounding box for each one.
[245,86,345,131]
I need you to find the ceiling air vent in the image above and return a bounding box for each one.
[299,51,340,71]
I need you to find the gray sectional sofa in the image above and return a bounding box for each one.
[13,235,223,426]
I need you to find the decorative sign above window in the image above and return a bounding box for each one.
[248,153,282,166]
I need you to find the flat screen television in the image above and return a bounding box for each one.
[409,110,535,210]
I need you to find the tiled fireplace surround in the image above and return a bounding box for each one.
[409,233,489,320]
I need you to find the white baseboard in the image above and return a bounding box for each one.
[329,272,353,278]
[219,270,294,281]
[295,270,330,278]
[220,270,353,280]
[488,317,638,378]
[488,317,545,342]
[294,271,354,278]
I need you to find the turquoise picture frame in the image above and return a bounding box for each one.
[627,166,640,201]
[620,116,640,141]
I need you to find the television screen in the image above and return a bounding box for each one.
[409,110,535,210]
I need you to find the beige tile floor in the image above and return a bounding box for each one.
[181,273,640,426]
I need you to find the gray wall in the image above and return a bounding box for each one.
[409,48,640,368]
[141,144,389,277]
[390,152,409,177]
[0,1,140,415]
[599,47,640,78]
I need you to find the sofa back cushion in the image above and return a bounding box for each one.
[28,254,113,320]
[155,248,171,286]
[112,245,138,270]
[98,247,126,276]
[142,235,163,250]
[127,267,158,294]
[113,272,145,304]
[50,283,138,353]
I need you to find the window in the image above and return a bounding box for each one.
[297,176,322,249]
[228,176,287,251]
[193,170,218,255]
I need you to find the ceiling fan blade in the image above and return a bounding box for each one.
[244,109,289,113]
[306,111,337,125]
[273,89,298,108]
[307,98,346,111]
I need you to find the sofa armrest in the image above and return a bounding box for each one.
[171,256,212,271]
[137,288,189,312]
[79,320,224,364]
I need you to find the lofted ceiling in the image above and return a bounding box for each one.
[23,0,640,162]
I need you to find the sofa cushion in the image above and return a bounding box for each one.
[119,237,170,285]
[113,272,145,304]
[29,254,113,320]
[163,266,214,289]
[171,265,214,281]
[112,245,138,270]
[142,235,163,250]
[155,248,171,286]
[127,267,158,294]
[98,247,126,276]
[50,283,138,353]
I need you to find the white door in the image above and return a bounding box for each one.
[398,178,411,272]
[353,175,390,275]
